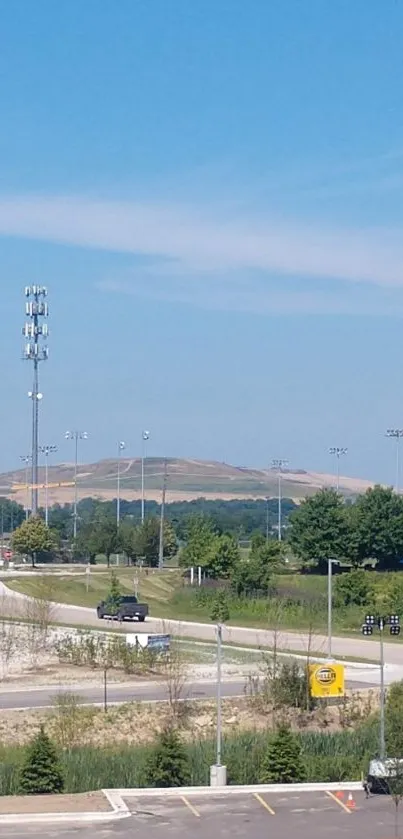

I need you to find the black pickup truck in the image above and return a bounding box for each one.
[96,595,149,622]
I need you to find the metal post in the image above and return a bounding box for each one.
[25,463,29,520]
[327,558,333,658]
[74,433,78,540]
[216,623,222,766]
[45,453,49,527]
[396,437,400,494]
[158,459,167,570]
[380,626,386,759]
[141,431,149,524]
[278,472,282,542]
[117,446,121,527]
[265,497,269,542]
[103,667,108,713]
[336,454,340,493]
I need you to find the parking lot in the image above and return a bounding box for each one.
[123,789,403,839]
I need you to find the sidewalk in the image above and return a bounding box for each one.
[0,790,129,824]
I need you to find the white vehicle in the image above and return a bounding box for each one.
[365,758,403,794]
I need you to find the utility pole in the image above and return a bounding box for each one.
[38,445,57,527]
[386,430,403,492]
[19,455,32,520]
[265,497,270,542]
[158,458,168,570]
[65,431,88,539]
[141,430,150,524]
[271,458,288,542]
[116,441,125,527]
[23,286,49,516]
[329,447,348,492]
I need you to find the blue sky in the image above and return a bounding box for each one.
[1,0,403,483]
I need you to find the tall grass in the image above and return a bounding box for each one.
[0,724,377,794]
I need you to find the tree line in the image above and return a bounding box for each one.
[288,485,403,570]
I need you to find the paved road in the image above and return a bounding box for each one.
[1,579,398,663]
[0,676,372,711]
[0,790,399,839]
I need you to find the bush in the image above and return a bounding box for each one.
[19,725,64,794]
[333,569,373,608]
[144,727,190,788]
[260,726,306,783]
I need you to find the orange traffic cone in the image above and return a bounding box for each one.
[346,793,356,810]
[335,790,344,799]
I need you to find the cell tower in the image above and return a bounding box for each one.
[23,286,49,515]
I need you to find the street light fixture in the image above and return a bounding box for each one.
[65,431,88,539]
[385,430,403,493]
[141,431,150,524]
[361,614,400,759]
[38,445,57,527]
[329,447,348,492]
[271,459,288,542]
[19,454,32,520]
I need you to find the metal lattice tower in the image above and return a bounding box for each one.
[23,286,49,515]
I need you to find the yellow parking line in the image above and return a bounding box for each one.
[254,792,275,815]
[326,790,352,814]
[181,795,200,817]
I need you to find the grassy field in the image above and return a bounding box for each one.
[5,566,402,637]
[0,568,353,633]
[0,722,378,793]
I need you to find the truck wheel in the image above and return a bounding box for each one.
[117,612,124,622]
[97,607,103,619]
[138,616,145,622]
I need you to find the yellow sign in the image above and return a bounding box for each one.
[308,663,345,698]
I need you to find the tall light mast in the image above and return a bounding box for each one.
[23,286,49,515]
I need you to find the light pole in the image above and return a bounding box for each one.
[271,459,288,542]
[38,445,57,527]
[22,286,49,515]
[329,447,347,492]
[362,614,400,759]
[141,431,150,524]
[327,558,338,658]
[386,429,403,493]
[65,431,88,539]
[265,497,270,542]
[19,455,31,520]
[116,441,126,527]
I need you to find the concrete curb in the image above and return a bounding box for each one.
[0,782,364,824]
[0,790,130,825]
[114,781,363,797]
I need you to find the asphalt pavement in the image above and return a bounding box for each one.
[0,790,400,839]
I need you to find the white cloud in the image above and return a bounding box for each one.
[0,194,402,292]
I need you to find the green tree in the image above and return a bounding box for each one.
[105,571,122,613]
[0,498,25,533]
[210,590,230,623]
[348,486,403,569]
[333,568,374,608]
[132,517,177,566]
[260,725,306,783]
[231,540,281,596]
[288,489,347,567]
[179,515,218,570]
[144,726,190,787]
[74,518,120,567]
[207,534,240,579]
[11,516,57,568]
[19,724,64,794]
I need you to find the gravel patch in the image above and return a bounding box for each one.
[0,791,112,814]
